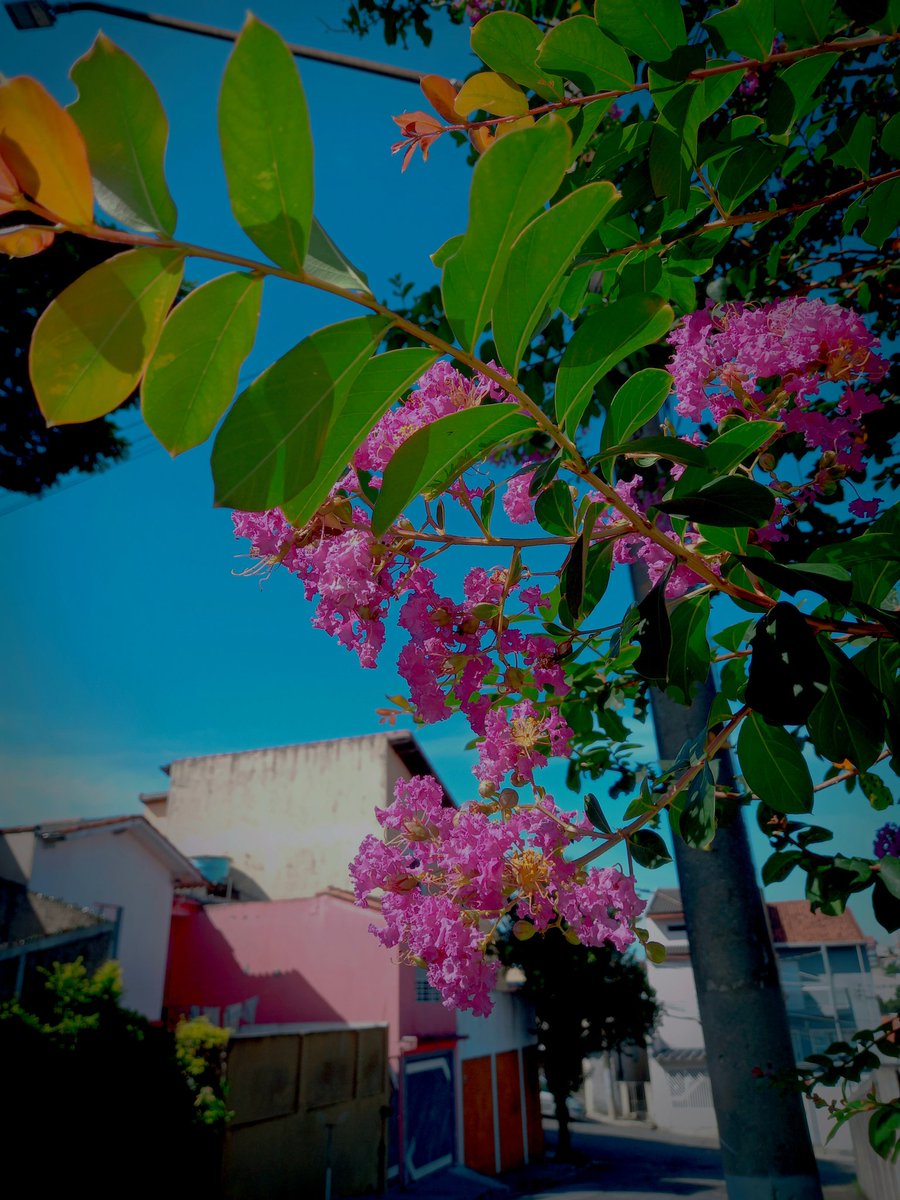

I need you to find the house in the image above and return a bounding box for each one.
[140,731,442,901]
[0,878,117,1005]
[150,732,542,1184]
[644,888,882,1150]
[0,814,202,1019]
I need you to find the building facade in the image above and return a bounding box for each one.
[644,888,881,1149]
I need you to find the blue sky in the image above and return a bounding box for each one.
[1,1,893,940]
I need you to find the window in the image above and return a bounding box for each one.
[415,966,442,1003]
[828,946,863,975]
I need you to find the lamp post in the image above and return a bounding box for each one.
[4,0,434,84]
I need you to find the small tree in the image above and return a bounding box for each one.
[0,959,227,1185]
[498,920,658,1158]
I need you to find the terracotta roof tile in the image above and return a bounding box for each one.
[766,900,865,945]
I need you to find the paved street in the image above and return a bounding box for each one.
[377,1119,858,1200]
[513,1119,857,1200]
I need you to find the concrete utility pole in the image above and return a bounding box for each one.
[646,675,824,1200]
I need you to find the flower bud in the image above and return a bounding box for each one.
[512,920,536,941]
[758,453,776,472]
[498,788,518,810]
[478,780,497,799]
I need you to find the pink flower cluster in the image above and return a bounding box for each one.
[350,775,644,1014]
[354,359,506,475]
[233,362,571,786]
[667,297,886,522]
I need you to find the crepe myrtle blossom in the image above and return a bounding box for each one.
[667,299,885,477]
[349,775,644,1014]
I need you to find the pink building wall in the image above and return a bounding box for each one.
[164,890,455,1056]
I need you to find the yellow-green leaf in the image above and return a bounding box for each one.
[69,33,177,235]
[0,75,94,225]
[31,248,184,425]
[142,272,263,455]
[454,71,529,117]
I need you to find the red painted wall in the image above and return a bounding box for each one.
[165,893,404,1047]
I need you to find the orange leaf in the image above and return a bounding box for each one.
[0,76,94,225]
[0,148,23,214]
[469,128,494,155]
[0,225,55,257]
[421,75,459,123]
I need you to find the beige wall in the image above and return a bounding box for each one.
[222,1023,389,1200]
[147,735,415,900]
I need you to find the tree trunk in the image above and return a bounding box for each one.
[552,1088,572,1158]
[647,676,824,1200]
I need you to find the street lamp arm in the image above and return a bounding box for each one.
[6,0,436,84]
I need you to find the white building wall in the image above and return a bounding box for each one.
[27,831,174,1019]
[456,988,535,1060]
[645,961,706,1050]
[146,735,412,900]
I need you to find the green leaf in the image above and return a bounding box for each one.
[832,114,875,176]
[861,178,900,248]
[305,220,371,294]
[880,857,900,901]
[581,540,614,621]
[472,10,564,100]
[868,1105,900,1160]
[883,112,900,160]
[493,182,619,376]
[212,315,388,511]
[713,620,755,653]
[645,941,667,963]
[808,642,886,771]
[559,506,602,624]
[774,0,834,44]
[706,0,774,60]
[667,593,711,699]
[766,54,837,137]
[372,405,533,536]
[738,556,853,607]
[762,849,804,885]
[69,33,177,235]
[860,772,893,811]
[442,119,572,353]
[599,435,709,472]
[219,15,313,273]
[745,602,829,726]
[633,575,671,682]
[142,272,262,455]
[537,16,634,93]
[599,369,672,462]
[585,793,612,833]
[534,480,576,536]
[596,0,687,62]
[630,829,673,870]
[281,349,439,527]
[705,421,781,473]
[654,477,775,528]
[555,295,674,436]
[675,765,716,850]
[31,248,184,426]
[873,878,900,934]
[714,142,783,212]
[737,712,814,814]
